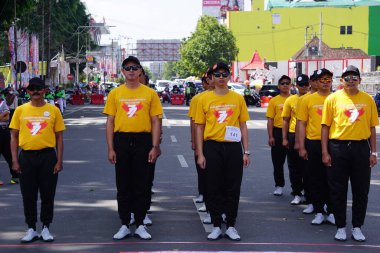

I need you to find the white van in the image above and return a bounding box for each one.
[155,80,171,92]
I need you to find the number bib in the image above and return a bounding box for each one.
[224,126,241,142]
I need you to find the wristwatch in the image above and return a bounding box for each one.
[371,152,378,157]
[244,150,251,155]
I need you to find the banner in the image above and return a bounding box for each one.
[30,34,39,77]
[202,0,244,19]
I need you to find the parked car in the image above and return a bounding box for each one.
[228,83,246,96]
[259,84,280,97]
[156,80,172,92]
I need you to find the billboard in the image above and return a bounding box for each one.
[202,0,244,19]
[135,39,181,62]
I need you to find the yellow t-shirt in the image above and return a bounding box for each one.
[295,92,311,118]
[9,103,65,150]
[297,92,330,140]
[281,95,300,133]
[322,90,379,140]
[195,91,250,142]
[266,95,289,128]
[188,91,208,119]
[103,84,163,133]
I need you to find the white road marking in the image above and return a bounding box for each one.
[170,135,177,143]
[163,112,171,129]
[193,199,213,233]
[177,155,188,167]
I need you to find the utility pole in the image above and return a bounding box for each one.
[318,12,323,57]
[41,0,45,81]
[13,0,18,89]
[111,38,114,77]
[47,0,52,81]
[305,26,309,59]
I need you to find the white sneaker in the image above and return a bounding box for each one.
[225,226,241,241]
[311,213,325,225]
[143,214,152,226]
[203,213,212,224]
[207,227,222,240]
[273,187,283,196]
[113,225,131,240]
[326,214,335,225]
[351,227,366,242]
[134,225,151,240]
[303,204,314,214]
[198,204,207,212]
[334,227,347,241]
[21,228,39,243]
[195,194,204,203]
[129,213,135,225]
[290,195,302,205]
[40,226,54,242]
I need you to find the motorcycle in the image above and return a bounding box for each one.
[244,90,261,107]
[159,90,171,103]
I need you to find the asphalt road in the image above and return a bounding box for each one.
[1,104,380,253]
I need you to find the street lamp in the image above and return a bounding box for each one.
[75,25,114,84]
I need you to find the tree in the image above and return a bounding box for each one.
[162,61,177,80]
[175,16,238,77]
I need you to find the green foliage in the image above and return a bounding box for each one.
[162,61,177,80]
[176,16,238,77]
[0,0,92,65]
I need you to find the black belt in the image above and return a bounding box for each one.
[330,139,368,144]
[21,147,55,153]
[0,125,8,130]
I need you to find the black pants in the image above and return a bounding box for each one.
[195,154,208,210]
[0,127,17,178]
[19,148,58,227]
[203,140,243,228]
[271,127,287,187]
[287,132,304,196]
[327,140,371,228]
[305,139,330,213]
[114,132,152,226]
[147,162,156,211]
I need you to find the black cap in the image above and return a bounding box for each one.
[310,70,318,81]
[296,74,309,85]
[27,77,45,90]
[278,75,291,85]
[342,65,360,77]
[316,68,333,78]
[211,62,230,74]
[122,56,141,67]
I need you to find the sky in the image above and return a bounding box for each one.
[82,0,251,46]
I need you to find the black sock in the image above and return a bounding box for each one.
[28,224,36,230]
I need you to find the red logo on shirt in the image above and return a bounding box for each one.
[214,108,233,123]
[344,108,364,123]
[122,102,143,117]
[316,108,323,116]
[26,121,48,135]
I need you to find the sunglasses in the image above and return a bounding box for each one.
[279,82,291,86]
[213,72,229,78]
[123,65,141,71]
[319,77,332,83]
[298,83,310,87]
[343,75,360,82]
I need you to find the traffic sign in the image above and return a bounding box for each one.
[67,73,74,81]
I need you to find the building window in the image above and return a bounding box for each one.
[340,26,346,35]
[347,26,353,34]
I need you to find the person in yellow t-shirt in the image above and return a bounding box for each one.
[188,68,215,220]
[321,66,379,242]
[103,56,163,240]
[9,77,65,243]
[266,75,291,196]
[195,62,250,241]
[281,74,310,205]
[297,68,335,226]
